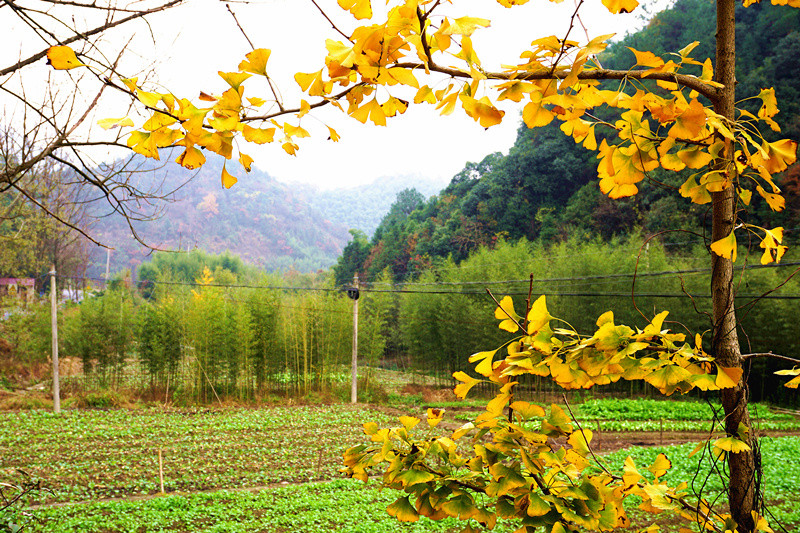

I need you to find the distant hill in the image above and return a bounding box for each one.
[87,155,445,277]
[295,174,448,237]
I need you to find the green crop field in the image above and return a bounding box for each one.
[1,401,798,532]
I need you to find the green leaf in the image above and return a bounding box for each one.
[527,494,551,517]
[442,493,478,519]
[542,404,573,436]
[396,468,435,486]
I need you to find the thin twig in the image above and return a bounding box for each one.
[561,393,614,477]
[309,0,351,41]
[741,352,800,365]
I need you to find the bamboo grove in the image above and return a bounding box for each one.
[4,237,799,408]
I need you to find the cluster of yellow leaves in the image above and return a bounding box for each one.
[47,0,797,262]
[341,292,788,533]
[473,295,776,396]
[51,46,331,189]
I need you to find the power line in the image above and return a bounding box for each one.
[48,267,800,300]
[364,261,800,288]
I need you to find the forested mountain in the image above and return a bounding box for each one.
[87,156,350,277]
[333,0,800,284]
[87,158,445,278]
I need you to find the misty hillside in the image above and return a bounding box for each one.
[87,156,445,277]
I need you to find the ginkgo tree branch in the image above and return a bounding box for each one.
[309,0,352,42]
[390,61,721,101]
[741,353,800,364]
[243,83,369,122]
[0,0,183,78]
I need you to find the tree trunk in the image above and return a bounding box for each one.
[712,0,758,530]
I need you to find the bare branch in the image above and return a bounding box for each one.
[741,352,800,365]
[0,0,183,78]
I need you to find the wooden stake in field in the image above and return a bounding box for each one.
[158,448,165,494]
[349,273,359,404]
[50,266,60,414]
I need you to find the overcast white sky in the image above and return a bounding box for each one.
[4,0,669,189]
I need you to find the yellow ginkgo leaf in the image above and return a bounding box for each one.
[782,374,800,388]
[453,371,481,399]
[337,0,372,20]
[679,174,711,204]
[97,117,134,130]
[295,70,329,97]
[176,147,206,170]
[526,494,551,517]
[628,47,665,69]
[668,98,707,140]
[426,408,445,428]
[46,46,85,70]
[648,453,672,479]
[283,123,311,138]
[218,71,251,90]
[715,365,743,389]
[441,16,491,36]
[714,436,751,454]
[567,429,593,456]
[386,496,419,523]
[522,96,554,128]
[327,126,340,142]
[143,113,177,132]
[246,97,267,107]
[756,87,778,118]
[127,131,159,159]
[774,367,800,390]
[242,125,276,144]
[387,67,420,88]
[710,230,737,262]
[239,153,253,172]
[601,0,639,14]
[756,185,785,212]
[494,295,519,332]
[414,86,437,105]
[298,99,311,118]
[460,95,504,128]
[221,163,237,189]
[452,422,475,439]
[238,48,271,76]
[526,295,551,335]
[644,364,692,394]
[399,415,420,430]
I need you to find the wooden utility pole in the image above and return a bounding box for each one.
[50,265,61,414]
[350,273,359,404]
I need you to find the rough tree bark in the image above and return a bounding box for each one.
[712,0,758,530]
